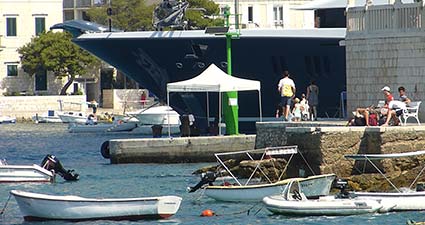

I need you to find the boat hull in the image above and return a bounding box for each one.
[11,190,182,221]
[355,191,425,211]
[128,106,181,125]
[263,195,382,216]
[0,165,53,183]
[68,122,137,133]
[58,113,87,123]
[204,174,336,202]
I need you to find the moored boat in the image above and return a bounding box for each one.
[52,19,346,133]
[0,115,16,124]
[188,146,336,202]
[345,150,425,211]
[10,190,182,221]
[0,155,79,183]
[58,112,87,123]
[0,163,54,183]
[127,105,181,125]
[68,122,138,133]
[204,174,336,202]
[262,180,383,216]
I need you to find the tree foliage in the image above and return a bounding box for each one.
[184,0,223,29]
[86,0,223,31]
[86,0,155,31]
[18,31,99,95]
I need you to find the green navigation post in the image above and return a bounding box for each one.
[223,6,239,135]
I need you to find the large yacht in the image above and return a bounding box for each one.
[53,0,347,133]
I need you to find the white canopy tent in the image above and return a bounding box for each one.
[166,63,262,136]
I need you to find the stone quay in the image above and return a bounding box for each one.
[108,120,425,179]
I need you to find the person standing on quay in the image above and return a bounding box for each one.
[277,71,296,121]
[306,80,319,121]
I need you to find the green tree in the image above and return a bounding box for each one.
[86,0,223,31]
[185,0,223,29]
[86,0,155,31]
[18,31,99,95]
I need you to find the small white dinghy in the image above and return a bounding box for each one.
[345,150,425,211]
[188,146,336,202]
[0,155,78,183]
[263,180,383,216]
[10,190,182,221]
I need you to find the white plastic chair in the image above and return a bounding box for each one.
[401,101,421,125]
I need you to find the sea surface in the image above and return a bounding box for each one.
[0,123,424,225]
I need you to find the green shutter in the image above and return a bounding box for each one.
[6,18,17,36]
[35,17,45,35]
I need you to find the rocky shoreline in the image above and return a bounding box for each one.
[193,155,425,192]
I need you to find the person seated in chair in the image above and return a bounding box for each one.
[380,100,406,126]
[398,86,411,106]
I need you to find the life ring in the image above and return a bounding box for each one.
[100,141,110,159]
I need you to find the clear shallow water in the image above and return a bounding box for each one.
[0,123,424,225]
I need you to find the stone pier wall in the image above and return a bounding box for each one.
[109,135,256,164]
[256,122,425,177]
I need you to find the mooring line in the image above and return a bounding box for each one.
[0,194,11,216]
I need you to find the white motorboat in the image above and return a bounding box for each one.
[0,115,16,124]
[263,180,383,216]
[68,122,138,133]
[0,155,78,182]
[128,106,180,125]
[345,150,425,211]
[58,111,87,123]
[11,190,182,221]
[188,146,336,202]
[32,110,62,123]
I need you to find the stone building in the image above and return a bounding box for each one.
[0,0,64,96]
[345,1,425,121]
[213,0,316,29]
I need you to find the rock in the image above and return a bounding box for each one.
[193,158,289,182]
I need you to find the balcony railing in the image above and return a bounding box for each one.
[347,1,424,38]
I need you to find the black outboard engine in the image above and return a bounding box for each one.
[188,171,217,193]
[333,178,354,198]
[41,154,79,181]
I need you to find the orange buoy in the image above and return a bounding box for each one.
[200,209,215,217]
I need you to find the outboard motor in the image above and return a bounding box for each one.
[187,171,217,193]
[41,154,79,181]
[333,178,354,198]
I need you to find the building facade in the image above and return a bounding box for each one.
[213,0,315,29]
[63,0,96,21]
[0,0,63,96]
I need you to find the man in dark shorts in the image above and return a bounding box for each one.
[277,71,296,121]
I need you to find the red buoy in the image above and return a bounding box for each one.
[200,209,215,217]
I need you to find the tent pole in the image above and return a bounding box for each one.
[219,92,222,135]
[167,91,171,138]
[259,90,262,122]
[207,92,210,129]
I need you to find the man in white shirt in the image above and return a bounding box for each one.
[381,100,406,126]
[277,71,296,121]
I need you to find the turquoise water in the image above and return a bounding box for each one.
[0,123,424,225]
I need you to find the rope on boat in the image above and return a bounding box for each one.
[0,194,11,217]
